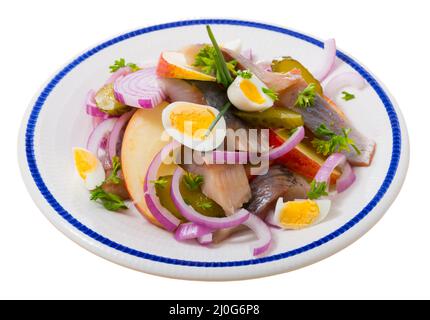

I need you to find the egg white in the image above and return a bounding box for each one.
[161,102,226,152]
[227,75,274,112]
[84,162,105,190]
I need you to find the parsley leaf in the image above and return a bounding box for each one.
[237,69,253,79]
[151,177,169,189]
[106,156,121,184]
[262,87,279,101]
[295,83,316,108]
[312,124,361,156]
[196,200,213,210]
[90,186,127,211]
[183,172,204,191]
[194,45,237,85]
[342,91,355,101]
[307,181,329,200]
[109,58,140,73]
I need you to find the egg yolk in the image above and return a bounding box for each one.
[169,105,215,140]
[74,148,98,179]
[240,79,265,104]
[278,200,320,229]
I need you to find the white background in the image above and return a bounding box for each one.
[1,0,428,299]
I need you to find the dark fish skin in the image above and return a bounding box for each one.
[190,81,246,130]
[191,81,269,153]
[158,78,206,105]
[213,165,309,243]
[101,170,130,200]
[277,81,376,166]
[246,165,309,219]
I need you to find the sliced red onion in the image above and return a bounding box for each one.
[314,153,356,193]
[324,72,366,99]
[113,67,166,109]
[257,60,272,72]
[171,168,250,229]
[143,142,181,232]
[85,90,110,119]
[198,233,213,245]
[107,110,134,161]
[87,117,117,156]
[336,160,356,193]
[92,116,104,129]
[269,126,304,160]
[105,66,132,85]
[202,126,303,164]
[241,48,254,61]
[243,215,272,256]
[174,222,213,241]
[313,39,336,82]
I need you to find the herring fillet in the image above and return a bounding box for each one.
[278,81,376,166]
[183,163,251,215]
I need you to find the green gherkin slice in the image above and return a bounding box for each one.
[155,175,225,221]
[94,83,131,116]
[234,107,303,129]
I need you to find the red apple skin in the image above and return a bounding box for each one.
[269,130,340,184]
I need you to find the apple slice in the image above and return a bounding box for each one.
[156,51,216,81]
[270,129,340,184]
[121,101,176,227]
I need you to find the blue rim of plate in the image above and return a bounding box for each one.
[25,19,401,268]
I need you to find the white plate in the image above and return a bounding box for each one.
[18,19,409,281]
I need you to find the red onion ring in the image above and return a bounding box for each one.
[336,160,356,193]
[85,90,111,119]
[174,222,213,241]
[143,142,182,232]
[87,117,117,156]
[113,67,166,109]
[243,215,272,256]
[324,72,366,99]
[314,153,356,193]
[105,66,132,85]
[197,233,213,245]
[269,126,305,160]
[241,48,254,61]
[171,168,250,229]
[107,110,134,161]
[203,126,304,165]
[314,39,336,82]
[257,61,272,72]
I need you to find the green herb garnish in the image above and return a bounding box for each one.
[205,101,231,137]
[196,200,213,210]
[342,91,355,101]
[237,69,253,79]
[296,83,316,108]
[194,46,237,82]
[262,87,279,101]
[106,156,121,184]
[307,181,329,200]
[206,25,234,87]
[109,58,140,73]
[151,177,169,189]
[312,124,361,156]
[90,186,127,211]
[183,172,204,191]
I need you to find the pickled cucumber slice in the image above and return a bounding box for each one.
[94,83,131,116]
[272,57,323,94]
[155,175,225,221]
[234,107,303,129]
